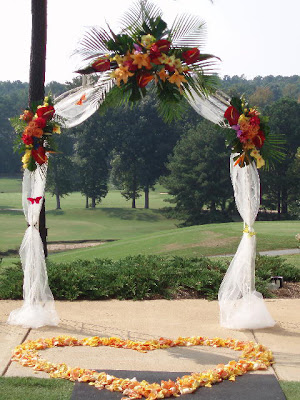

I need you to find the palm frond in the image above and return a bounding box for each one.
[120,0,163,37]
[89,71,116,108]
[169,14,207,48]
[184,72,219,99]
[260,133,286,169]
[99,83,134,115]
[74,27,112,62]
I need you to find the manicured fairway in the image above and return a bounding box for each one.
[1,179,299,265]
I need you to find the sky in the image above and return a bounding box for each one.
[2,0,299,84]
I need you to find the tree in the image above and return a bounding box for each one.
[249,87,274,109]
[46,133,76,209]
[106,96,183,208]
[75,114,110,208]
[260,98,300,216]
[162,120,232,225]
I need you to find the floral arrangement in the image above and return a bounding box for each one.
[11,96,61,171]
[75,0,219,121]
[224,97,270,169]
[12,334,273,400]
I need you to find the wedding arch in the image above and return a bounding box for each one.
[8,0,279,330]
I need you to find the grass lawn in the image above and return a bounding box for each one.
[0,187,177,252]
[0,177,22,193]
[1,178,299,264]
[279,381,300,400]
[0,377,298,400]
[47,220,300,263]
[0,377,73,400]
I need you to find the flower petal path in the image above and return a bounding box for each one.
[11,335,273,399]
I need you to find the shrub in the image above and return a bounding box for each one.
[0,255,298,301]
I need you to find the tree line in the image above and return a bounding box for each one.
[0,75,299,224]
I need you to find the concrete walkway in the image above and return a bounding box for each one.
[211,248,300,258]
[1,299,299,385]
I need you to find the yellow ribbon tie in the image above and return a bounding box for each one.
[243,224,256,237]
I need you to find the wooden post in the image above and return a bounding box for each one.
[28,0,48,257]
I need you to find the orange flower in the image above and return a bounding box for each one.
[168,70,187,88]
[24,121,43,138]
[111,66,134,86]
[131,52,151,69]
[157,68,168,82]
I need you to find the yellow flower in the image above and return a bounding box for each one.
[238,114,250,125]
[141,34,156,48]
[250,149,265,168]
[174,58,183,70]
[53,124,61,134]
[168,70,187,88]
[113,54,124,65]
[159,54,176,67]
[166,55,176,67]
[158,53,169,64]
[131,53,151,69]
[22,149,32,169]
[111,66,134,86]
[256,157,265,168]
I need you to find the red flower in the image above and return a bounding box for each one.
[36,105,55,121]
[92,58,111,72]
[252,130,266,148]
[164,64,175,73]
[32,146,47,165]
[224,106,240,126]
[20,110,34,122]
[123,60,138,72]
[136,71,154,88]
[249,115,260,126]
[21,134,33,145]
[34,117,47,129]
[155,39,171,54]
[149,44,162,64]
[182,48,200,64]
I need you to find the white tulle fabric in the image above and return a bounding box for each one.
[54,84,100,128]
[54,73,115,128]
[186,90,230,124]
[218,156,275,330]
[7,166,59,329]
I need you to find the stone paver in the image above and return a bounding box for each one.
[1,299,299,383]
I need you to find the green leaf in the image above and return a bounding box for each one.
[230,97,243,114]
[260,133,286,169]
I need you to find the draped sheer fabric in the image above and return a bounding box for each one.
[54,73,115,129]
[186,90,230,125]
[8,81,275,330]
[218,156,275,329]
[7,167,59,329]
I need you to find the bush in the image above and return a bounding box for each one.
[0,255,298,301]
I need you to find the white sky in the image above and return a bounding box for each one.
[2,0,299,84]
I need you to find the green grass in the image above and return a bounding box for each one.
[0,187,177,253]
[279,381,300,400]
[47,220,300,263]
[0,377,298,400]
[0,178,22,194]
[1,178,299,264]
[0,377,73,400]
